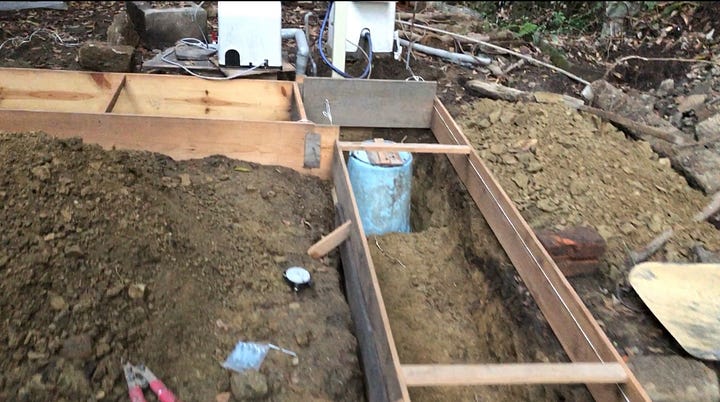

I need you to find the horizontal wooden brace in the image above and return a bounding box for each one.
[337,141,472,154]
[430,97,650,402]
[402,363,628,387]
[0,110,338,179]
[307,220,353,259]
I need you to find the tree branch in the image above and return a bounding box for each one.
[396,19,591,86]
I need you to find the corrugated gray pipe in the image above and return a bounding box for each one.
[398,38,491,67]
[281,28,310,76]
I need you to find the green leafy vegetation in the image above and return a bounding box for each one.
[457,1,607,36]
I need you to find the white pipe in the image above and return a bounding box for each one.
[281,28,309,76]
[304,12,318,76]
[398,38,491,67]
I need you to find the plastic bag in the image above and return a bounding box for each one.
[222,341,297,373]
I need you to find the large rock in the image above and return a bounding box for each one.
[628,355,719,402]
[230,371,268,401]
[78,41,134,72]
[673,146,720,194]
[589,80,684,135]
[126,1,207,49]
[107,11,140,47]
[696,113,720,143]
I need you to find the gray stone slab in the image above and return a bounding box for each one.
[697,113,720,143]
[673,146,720,194]
[628,355,719,402]
[175,43,215,61]
[78,41,134,73]
[126,1,207,50]
[302,77,437,128]
[0,2,66,11]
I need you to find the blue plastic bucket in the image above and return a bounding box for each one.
[347,141,413,236]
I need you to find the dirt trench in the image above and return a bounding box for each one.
[366,149,593,402]
[0,132,363,402]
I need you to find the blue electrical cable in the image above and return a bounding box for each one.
[318,1,373,79]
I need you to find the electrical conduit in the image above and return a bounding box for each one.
[398,38,491,67]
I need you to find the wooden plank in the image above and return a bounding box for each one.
[0,68,124,113]
[0,67,295,121]
[307,220,352,259]
[335,204,391,402]
[338,141,472,154]
[111,74,293,121]
[364,138,403,166]
[402,363,628,387]
[104,75,127,113]
[292,81,309,122]
[333,143,409,402]
[430,98,650,402]
[0,110,337,179]
[302,77,437,128]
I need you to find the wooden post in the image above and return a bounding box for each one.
[307,220,352,259]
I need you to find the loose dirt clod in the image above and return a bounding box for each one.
[0,132,363,401]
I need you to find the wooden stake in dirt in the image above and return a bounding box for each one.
[307,220,353,259]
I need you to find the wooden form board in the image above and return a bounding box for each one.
[332,135,642,401]
[333,144,409,402]
[302,77,437,128]
[429,98,650,402]
[402,363,628,386]
[0,67,334,178]
[0,110,337,178]
[110,74,294,121]
[0,68,126,113]
[337,141,472,154]
[330,95,650,401]
[0,67,298,121]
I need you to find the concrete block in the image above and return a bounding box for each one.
[107,11,139,47]
[628,355,719,402]
[78,41,134,73]
[126,1,207,49]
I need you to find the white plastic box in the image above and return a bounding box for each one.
[217,1,282,67]
[328,1,396,53]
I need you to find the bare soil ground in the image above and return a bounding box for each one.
[457,98,720,359]
[0,133,363,401]
[2,1,720,401]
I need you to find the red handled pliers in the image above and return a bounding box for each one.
[123,362,178,402]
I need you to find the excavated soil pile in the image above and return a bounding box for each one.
[0,133,363,402]
[457,98,720,353]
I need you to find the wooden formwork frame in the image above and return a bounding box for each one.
[0,68,336,178]
[0,68,650,401]
[332,98,651,402]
